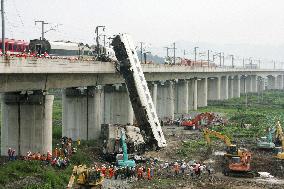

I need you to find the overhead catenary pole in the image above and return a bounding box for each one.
[35,20,49,40]
[173,42,176,64]
[219,52,222,67]
[194,47,199,63]
[243,58,245,68]
[139,42,143,62]
[1,0,5,54]
[207,50,210,67]
[230,55,234,68]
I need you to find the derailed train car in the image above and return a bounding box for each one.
[29,39,93,57]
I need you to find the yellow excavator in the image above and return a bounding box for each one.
[203,128,243,157]
[203,128,259,177]
[274,121,284,159]
[67,165,104,189]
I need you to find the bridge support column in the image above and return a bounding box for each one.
[276,75,283,89]
[103,84,133,125]
[251,75,257,93]
[149,83,158,110]
[257,77,265,92]
[1,92,53,156]
[174,80,189,116]
[188,78,198,110]
[240,76,246,94]
[233,75,241,98]
[62,87,104,140]
[207,77,221,100]
[157,81,174,120]
[220,76,228,100]
[267,76,276,90]
[197,78,207,107]
[246,76,253,93]
[228,76,234,98]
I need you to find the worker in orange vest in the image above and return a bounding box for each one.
[101,165,106,177]
[174,162,180,176]
[147,167,151,180]
[54,148,58,158]
[137,166,143,180]
[109,166,114,179]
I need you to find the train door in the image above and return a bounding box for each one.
[35,44,43,55]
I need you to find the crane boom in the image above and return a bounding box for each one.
[112,34,167,148]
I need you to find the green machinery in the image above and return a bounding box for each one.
[257,127,276,149]
[116,130,136,168]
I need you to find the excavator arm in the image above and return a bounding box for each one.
[203,128,233,147]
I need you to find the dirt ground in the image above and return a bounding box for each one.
[128,125,284,189]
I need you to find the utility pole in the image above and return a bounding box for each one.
[35,20,49,40]
[219,52,222,67]
[173,42,176,64]
[230,55,234,68]
[1,0,5,54]
[207,50,210,67]
[194,47,199,63]
[243,58,245,68]
[102,34,106,54]
[258,59,261,69]
[274,61,276,69]
[222,53,225,66]
[164,47,170,58]
[95,25,105,56]
[139,42,144,62]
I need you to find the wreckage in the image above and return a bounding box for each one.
[111,34,167,148]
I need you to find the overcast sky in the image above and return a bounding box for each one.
[3,0,284,64]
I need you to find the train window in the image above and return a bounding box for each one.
[13,45,17,51]
[8,44,13,51]
[0,43,2,49]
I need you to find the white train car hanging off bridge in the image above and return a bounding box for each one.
[112,34,167,149]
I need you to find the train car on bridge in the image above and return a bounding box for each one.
[0,38,29,55]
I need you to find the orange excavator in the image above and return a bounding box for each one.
[203,128,259,177]
[182,112,216,130]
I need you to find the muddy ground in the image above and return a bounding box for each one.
[128,125,284,189]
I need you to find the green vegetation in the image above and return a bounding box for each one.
[177,140,207,159]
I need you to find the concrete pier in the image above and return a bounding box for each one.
[174,80,189,116]
[62,87,104,140]
[208,77,220,100]
[156,81,174,120]
[276,75,283,89]
[197,78,207,107]
[251,75,257,93]
[228,76,234,98]
[220,76,228,100]
[188,78,198,110]
[233,75,241,98]
[246,76,253,93]
[1,92,53,156]
[267,76,276,90]
[240,76,246,94]
[148,83,158,110]
[103,85,133,125]
[257,77,265,92]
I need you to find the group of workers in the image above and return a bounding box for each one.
[90,159,213,182]
[7,136,78,169]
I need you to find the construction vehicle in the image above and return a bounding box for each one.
[256,126,276,149]
[203,128,259,177]
[203,128,242,157]
[67,165,103,189]
[274,121,284,159]
[116,129,136,168]
[182,112,220,130]
[223,151,259,178]
[112,34,167,149]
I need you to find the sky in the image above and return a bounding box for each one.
[3,0,284,66]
